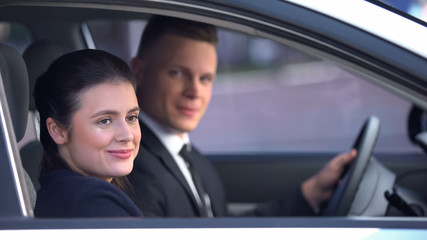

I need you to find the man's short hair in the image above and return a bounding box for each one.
[137,15,218,58]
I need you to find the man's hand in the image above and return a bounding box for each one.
[301,149,357,211]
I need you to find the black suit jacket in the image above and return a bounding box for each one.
[128,121,226,217]
[128,121,314,217]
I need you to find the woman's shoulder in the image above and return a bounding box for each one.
[35,169,142,218]
[38,169,128,202]
[41,169,112,188]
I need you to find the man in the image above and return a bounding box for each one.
[128,15,356,217]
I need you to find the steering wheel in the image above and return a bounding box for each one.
[323,116,380,216]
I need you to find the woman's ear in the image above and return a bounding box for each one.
[46,117,68,145]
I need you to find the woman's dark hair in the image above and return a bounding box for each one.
[34,49,136,192]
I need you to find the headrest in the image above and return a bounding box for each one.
[23,40,64,111]
[0,44,29,142]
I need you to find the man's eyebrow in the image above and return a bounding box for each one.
[169,64,187,70]
[171,65,216,77]
[90,107,140,119]
[202,72,216,77]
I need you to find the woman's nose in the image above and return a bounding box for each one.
[116,121,133,142]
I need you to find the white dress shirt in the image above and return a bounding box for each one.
[139,112,203,207]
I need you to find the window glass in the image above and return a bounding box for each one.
[0,22,32,53]
[87,20,421,154]
[378,0,427,22]
[87,20,146,64]
[192,29,418,154]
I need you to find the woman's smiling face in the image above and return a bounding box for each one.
[57,81,141,182]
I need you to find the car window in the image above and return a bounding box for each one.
[87,20,422,155]
[87,20,145,64]
[0,1,425,230]
[0,22,32,54]
[370,0,427,23]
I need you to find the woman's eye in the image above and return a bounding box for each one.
[97,118,112,126]
[127,115,138,122]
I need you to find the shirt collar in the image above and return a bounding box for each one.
[139,111,190,155]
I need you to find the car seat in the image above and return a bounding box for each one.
[20,40,64,191]
[0,43,34,215]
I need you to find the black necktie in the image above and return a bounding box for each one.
[179,144,213,217]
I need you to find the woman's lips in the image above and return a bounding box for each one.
[108,149,133,159]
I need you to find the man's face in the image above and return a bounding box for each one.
[134,34,217,137]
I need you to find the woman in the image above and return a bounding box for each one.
[33,49,143,217]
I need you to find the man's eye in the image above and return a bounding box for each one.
[97,118,112,126]
[169,69,182,77]
[200,75,213,83]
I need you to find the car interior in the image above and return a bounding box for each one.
[0,2,426,227]
[0,42,35,216]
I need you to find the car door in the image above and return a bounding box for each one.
[1,0,427,237]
